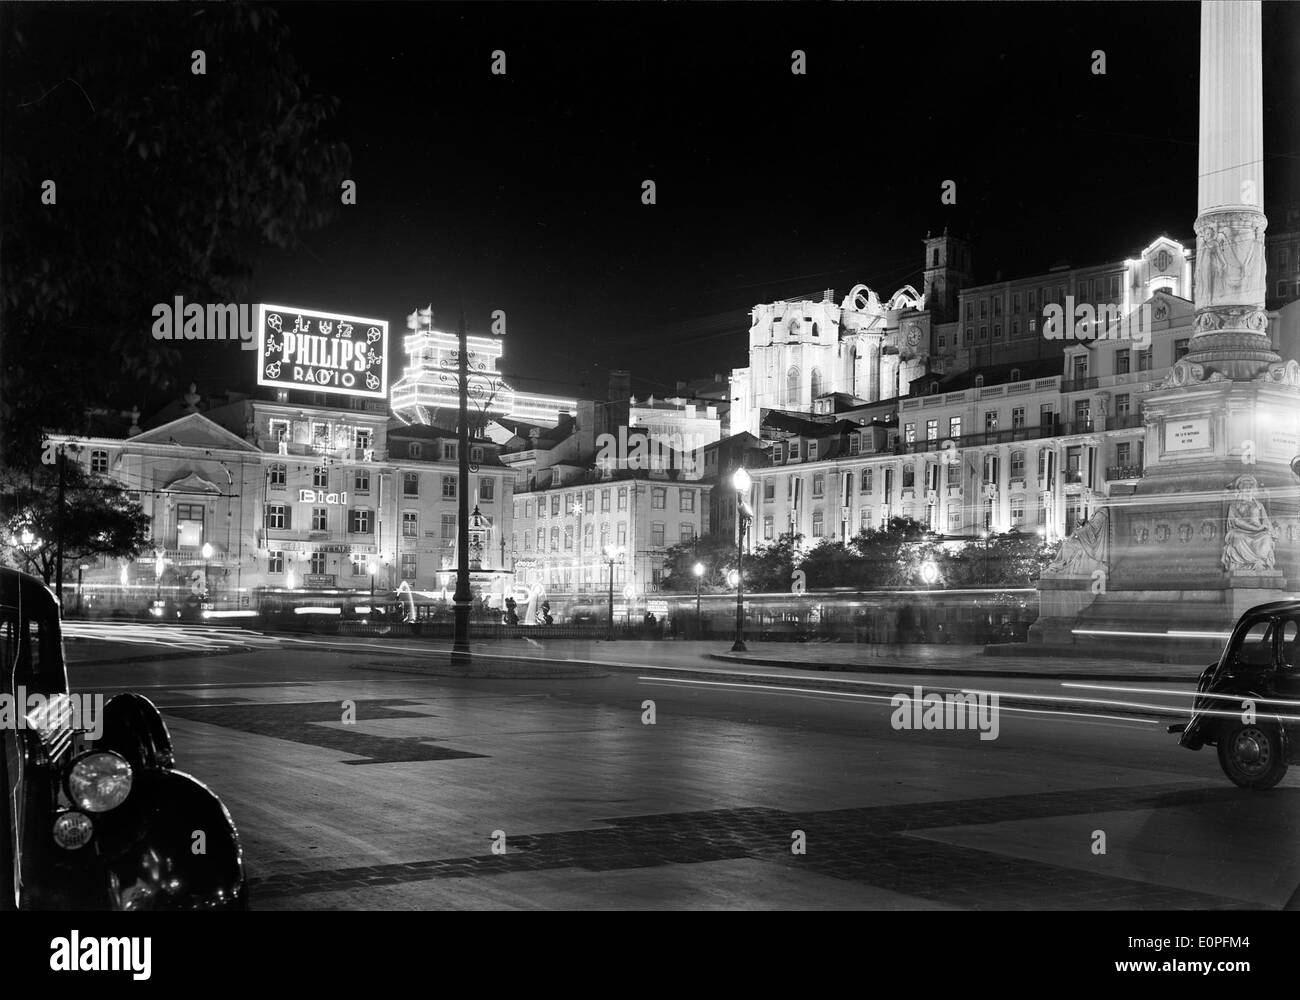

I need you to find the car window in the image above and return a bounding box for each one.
[1237,620,1273,668]
[1282,619,1300,670]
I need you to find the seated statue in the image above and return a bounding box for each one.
[1221,474,1277,572]
[1047,508,1109,575]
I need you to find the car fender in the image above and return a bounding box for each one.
[98,768,247,911]
[97,693,175,772]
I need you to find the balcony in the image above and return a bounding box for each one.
[1107,464,1143,480]
[1060,376,1099,393]
[1108,412,1144,431]
[1064,470,1084,485]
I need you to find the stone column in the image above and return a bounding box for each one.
[1183,0,1277,380]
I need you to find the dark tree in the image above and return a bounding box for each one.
[1,4,350,467]
[848,517,931,588]
[797,539,861,589]
[660,532,736,592]
[0,463,151,586]
[744,532,803,593]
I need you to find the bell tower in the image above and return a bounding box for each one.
[922,228,971,324]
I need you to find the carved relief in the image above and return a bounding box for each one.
[1265,359,1300,387]
[1195,210,1266,307]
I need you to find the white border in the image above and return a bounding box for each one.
[256,302,390,400]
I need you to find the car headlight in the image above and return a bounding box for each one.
[66,751,133,813]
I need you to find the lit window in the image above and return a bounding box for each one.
[90,450,109,473]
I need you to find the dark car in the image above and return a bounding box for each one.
[0,567,247,909]
[1172,600,1300,789]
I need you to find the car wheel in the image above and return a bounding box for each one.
[1217,721,1288,789]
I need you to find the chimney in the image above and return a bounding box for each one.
[577,399,596,457]
[823,288,834,302]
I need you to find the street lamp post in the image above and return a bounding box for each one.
[367,559,378,617]
[78,563,89,615]
[452,307,472,665]
[603,543,624,642]
[731,467,753,653]
[693,561,705,637]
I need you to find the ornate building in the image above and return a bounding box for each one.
[729,282,931,438]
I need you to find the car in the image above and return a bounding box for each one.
[0,567,247,909]
[1172,600,1300,789]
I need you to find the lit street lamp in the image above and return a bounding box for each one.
[693,560,705,636]
[603,543,625,641]
[201,543,214,605]
[731,467,753,652]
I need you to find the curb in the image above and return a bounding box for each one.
[351,659,609,680]
[67,646,260,667]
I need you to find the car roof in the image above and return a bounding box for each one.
[1243,600,1300,617]
[0,566,60,616]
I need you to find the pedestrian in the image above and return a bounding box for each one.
[896,604,915,654]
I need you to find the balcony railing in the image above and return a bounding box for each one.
[1060,376,1099,393]
[1106,464,1143,480]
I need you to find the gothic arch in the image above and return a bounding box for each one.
[786,367,800,407]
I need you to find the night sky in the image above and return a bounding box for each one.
[161,3,1300,403]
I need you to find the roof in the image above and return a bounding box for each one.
[760,410,825,437]
[386,422,462,441]
[913,358,1059,395]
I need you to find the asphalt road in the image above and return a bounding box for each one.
[65,628,1300,910]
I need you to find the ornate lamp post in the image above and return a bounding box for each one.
[603,543,625,641]
[693,560,705,636]
[435,308,506,665]
[367,558,378,616]
[731,467,753,652]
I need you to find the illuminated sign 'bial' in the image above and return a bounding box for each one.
[256,304,389,400]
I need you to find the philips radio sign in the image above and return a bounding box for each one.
[256,304,389,400]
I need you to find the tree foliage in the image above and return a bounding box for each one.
[0,461,151,585]
[1,5,351,466]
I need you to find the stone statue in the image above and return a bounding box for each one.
[1221,474,1277,572]
[1047,508,1109,575]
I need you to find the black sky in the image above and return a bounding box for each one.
[220,2,1300,402]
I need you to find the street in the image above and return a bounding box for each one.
[64,625,1300,910]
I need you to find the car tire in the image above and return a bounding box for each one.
[1217,721,1288,789]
